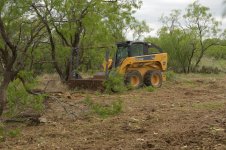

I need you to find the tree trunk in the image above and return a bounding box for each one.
[187,43,196,73]
[0,84,7,116]
[194,50,204,69]
[0,72,12,116]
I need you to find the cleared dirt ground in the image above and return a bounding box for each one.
[1,74,226,150]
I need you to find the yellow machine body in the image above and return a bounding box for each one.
[117,53,167,81]
[103,41,168,88]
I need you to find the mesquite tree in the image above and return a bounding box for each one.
[148,1,222,73]
[32,0,143,81]
[184,1,221,68]
[0,0,44,116]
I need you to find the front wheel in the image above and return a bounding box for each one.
[144,70,162,88]
[125,70,143,88]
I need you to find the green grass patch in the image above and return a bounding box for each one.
[192,101,225,110]
[0,123,21,142]
[145,86,155,92]
[8,128,21,138]
[83,96,123,118]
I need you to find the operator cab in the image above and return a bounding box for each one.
[115,41,163,67]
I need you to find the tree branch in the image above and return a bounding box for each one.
[0,15,16,51]
[0,13,17,70]
[44,2,71,47]
[32,4,64,80]
[17,76,39,95]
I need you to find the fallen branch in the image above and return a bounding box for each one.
[3,112,41,125]
[50,96,78,118]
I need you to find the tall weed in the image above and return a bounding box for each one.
[104,70,127,93]
[83,96,123,118]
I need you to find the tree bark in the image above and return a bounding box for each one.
[0,72,13,116]
[187,43,196,73]
[0,84,7,116]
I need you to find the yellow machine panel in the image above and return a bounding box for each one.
[103,41,168,88]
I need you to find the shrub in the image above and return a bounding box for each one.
[166,70,176,81]
[193,66,221,74]
[83,96,123,118]
[104,69,127,93]
[200,66,221,74]
[206,47,226,60]
[6,71,46,117]
[146,86,155,92]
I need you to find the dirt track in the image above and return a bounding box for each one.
[1,74,226,150]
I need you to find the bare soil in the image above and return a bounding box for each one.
[1,74,226,150]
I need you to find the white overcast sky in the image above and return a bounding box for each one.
[127,0,226,39]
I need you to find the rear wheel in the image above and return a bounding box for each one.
[125,70,143,88]
[144,70,162,88]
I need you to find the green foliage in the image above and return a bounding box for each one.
[0,0,46,72]
[31,0,144,75]
[159,29,193,73]
[0,124,21,141]
[166,71,176,81]
[83,96,123,118]
[6,72,45,116]
[199,57,226,72]
[31,45,56,74]
[104,70,127,93]
[17,71,37,88]
[146,1,222,73]
[145,86,155,92]
[146,28,194,73]
[8,129,21,138]
[206,45,226,59]
[132,20,151,40]
[95,91,101,96]
[183,1,221,66]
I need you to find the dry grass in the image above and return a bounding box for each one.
[200,57,226,71]
[36,73,68,93]
[192,101,226,110]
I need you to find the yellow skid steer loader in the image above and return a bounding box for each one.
[68,41,167,90]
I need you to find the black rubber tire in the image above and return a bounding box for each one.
[125,70,143,88]
[144,70,162,88]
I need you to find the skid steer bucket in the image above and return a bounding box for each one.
[67,48,110,91]
[67,72,106,91]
